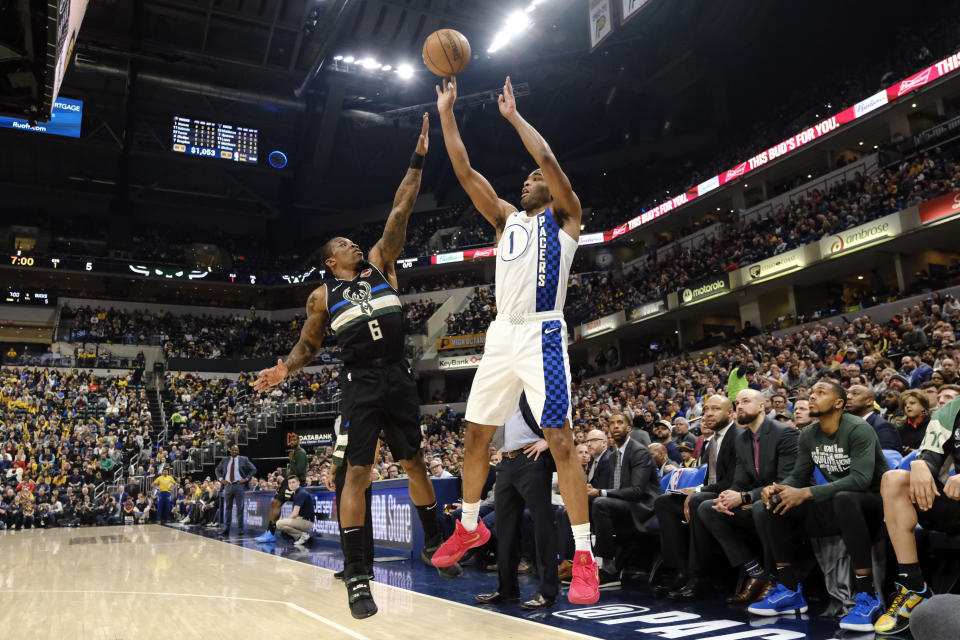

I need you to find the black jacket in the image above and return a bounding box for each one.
[587,449,613,490]
[700,422,743,494]
[730,417,800,502]
[864,412,902,451]
[603,438,661,528]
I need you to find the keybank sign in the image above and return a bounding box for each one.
[680,275,729,305]
[819,212,901,257]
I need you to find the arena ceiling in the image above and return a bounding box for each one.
[0,0,954,230]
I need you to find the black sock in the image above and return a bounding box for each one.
[268,521,276,534]
[854,572,874,595]
[897,562,926,593]
[342,527,368,576]
[777,564,799,591]
[415,502,441,549]
[743,558,773,582]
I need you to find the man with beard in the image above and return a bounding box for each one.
[696,389,798,604]
[586,413,659,587]
[846,384,901,451]
[751,381,888,632]
[652,395,740,600]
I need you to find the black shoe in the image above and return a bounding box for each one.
[521,593,556,610]
[668,577,706,602]
[598,568,621,588]
[218,529,230,537]
[422,545,463,579]
[345,574,378,619]
[652,573,687,597]
[334,570,344,580]
[475,590,522,604]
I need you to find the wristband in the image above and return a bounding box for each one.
[409,151,425,170]
[331,434,348,467]
[741,492,751,505]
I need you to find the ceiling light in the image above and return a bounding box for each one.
[488,9,533,53]
[397,64,414,79]
[343,55,355,63]
[807,174,812,179]
[362,58,380,70]
[873,145,879,149]
[912,103,917,108]
[333,55,344,61]
[857,275,864,280]
[381,65,392,71]
[858,141,864,146]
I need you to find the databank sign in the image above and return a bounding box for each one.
[819,213,902,257]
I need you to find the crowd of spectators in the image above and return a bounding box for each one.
[444,287,496,336]
[402,300,440,335]
[0,368,154,530]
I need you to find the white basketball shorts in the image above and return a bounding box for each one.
[465,311,572,429]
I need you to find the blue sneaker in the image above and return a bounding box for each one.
[253,530,276,543]
[748,583,808,616]
[840,592,882,632]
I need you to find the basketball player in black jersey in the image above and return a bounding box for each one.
[254,114,460,619]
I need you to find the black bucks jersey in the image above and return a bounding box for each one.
[326,265,404,366]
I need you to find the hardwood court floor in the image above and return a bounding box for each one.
[0,525,601,640]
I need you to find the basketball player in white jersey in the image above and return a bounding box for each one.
[431,76,599,604]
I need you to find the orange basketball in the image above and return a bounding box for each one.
[422,29,471,77]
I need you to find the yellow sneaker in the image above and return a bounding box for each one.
[874,582,932,635]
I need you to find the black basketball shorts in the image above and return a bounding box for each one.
[274,478,295,503]
[916,478,960,534]
[340,360,422,467]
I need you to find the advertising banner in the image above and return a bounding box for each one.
[237,478,460,552]
[743,247,807,284]
[437,354,483,370]
[918,190,960,224]
[628,299,666,322]
[819,212,903,257]
[621,0,653,24]
[580,310,625,339]
[0,97,83,138]
[679,274,729,306]
[437,333,486,351]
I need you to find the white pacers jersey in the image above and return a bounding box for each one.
[495,208,578,316]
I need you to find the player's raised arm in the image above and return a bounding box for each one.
[368,113,429,273]
[498,76,582,237]
[253,286,328,391]
[436,77,514,233]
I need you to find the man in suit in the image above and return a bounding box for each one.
[697,389,799,604]
[587,413,661,587]
[651,394,740,600]
[476,394,558,610]
[846,384,901,451]
[215,444,256,536]
[584,429,612,490]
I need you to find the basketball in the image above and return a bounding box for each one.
[422,29,471,76]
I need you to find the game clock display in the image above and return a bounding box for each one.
[171,116,258,164]
[4,291,54,305]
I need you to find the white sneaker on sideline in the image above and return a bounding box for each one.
[294,533,310,546]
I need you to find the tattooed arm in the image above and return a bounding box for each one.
[368,113,429,286]
[253,286,329,392]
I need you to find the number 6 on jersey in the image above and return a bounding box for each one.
[368,319,383,340]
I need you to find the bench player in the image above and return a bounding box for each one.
[430,77,599,605]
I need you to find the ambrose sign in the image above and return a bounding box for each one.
[819,213,902,256]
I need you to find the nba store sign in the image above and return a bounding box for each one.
[553,604,804,639]
[819,213,901,257]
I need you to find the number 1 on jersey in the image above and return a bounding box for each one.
[368,319,383,341]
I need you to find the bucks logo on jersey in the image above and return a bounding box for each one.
[343,280,374,315]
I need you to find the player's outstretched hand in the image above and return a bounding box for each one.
[498,76,517,120]
[436,76,457,113]
[415,112,429,156]
[254,358,288,392]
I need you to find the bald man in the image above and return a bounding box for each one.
[846,384,901,451]
[584,428,612,490]
[653,395,741,600]
[695,389,799,604]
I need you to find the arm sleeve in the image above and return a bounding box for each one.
[809,423,879,502]
[917,409,955,476]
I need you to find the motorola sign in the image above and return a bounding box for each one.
[680,275,729,306]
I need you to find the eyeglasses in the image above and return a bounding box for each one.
[585,438,606,443]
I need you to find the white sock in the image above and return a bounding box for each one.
[460,501,480,532]
[571,523,592,552]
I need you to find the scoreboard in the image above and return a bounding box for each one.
[171,116,258,163]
